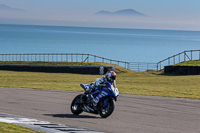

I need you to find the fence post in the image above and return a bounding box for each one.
[61,54,63,62]
[48,54,49,62]
[27,54,29,61]
[184,51,186,61]
[157,63,159,71]
[43,54,46,62]
[87,54,89,62]
[160,62,161,70]
[39,54,41,61]
[20,54,22,61]
[173,56,175,64]
[66,54,68,61]
[35,54,37,61]
[31,54,33,61]
[71,54,73,62]
[191,50,193,60]
[56,53,58,62]
[4,54,6,61]
[128,62,130,70]
[199,50,200,60]
[5,54,7,61]
[168,58,170,65]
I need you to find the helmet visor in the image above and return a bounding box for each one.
[111,75,116,80]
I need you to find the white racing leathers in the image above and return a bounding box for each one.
[88,76,116,92]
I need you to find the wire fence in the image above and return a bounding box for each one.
[0,53,130,69]
[128,62,157,71]
[1,50,199,72]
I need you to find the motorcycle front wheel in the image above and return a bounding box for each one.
[99,98,115,118]
[71,94,83,115]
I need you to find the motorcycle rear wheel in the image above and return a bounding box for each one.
[71,94,83,115]
[99,98,115,118]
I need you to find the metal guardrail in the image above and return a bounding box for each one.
[157,50,200,71]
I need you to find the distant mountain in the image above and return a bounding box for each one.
[95,10,112,15]
[0,4,26,12]
[95,9,147,17]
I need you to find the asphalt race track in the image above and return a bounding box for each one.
[0,87,200,133]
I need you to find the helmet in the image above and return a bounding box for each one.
[105,71,116,83]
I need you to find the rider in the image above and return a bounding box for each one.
[85,70,117,106]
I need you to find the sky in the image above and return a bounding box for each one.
[0,0,200,31]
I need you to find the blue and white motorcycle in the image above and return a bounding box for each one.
[71,81,119,118]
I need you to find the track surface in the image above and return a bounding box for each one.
[0,87,200,133]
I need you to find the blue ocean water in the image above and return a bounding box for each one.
[0,24,200,63]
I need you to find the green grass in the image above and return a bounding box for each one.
[0,122,42,133]
[175,60,200,66]
[0,70,200,99]
[0,61,200,99]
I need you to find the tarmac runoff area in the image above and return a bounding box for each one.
[0,113,105,133]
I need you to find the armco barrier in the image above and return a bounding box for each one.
[164,66,200,75]
[0,64,115,75]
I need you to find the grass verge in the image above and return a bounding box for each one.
[0,122,42,133]
[0,61,200,99]
[175,60,200,66]
[0,70,200,99]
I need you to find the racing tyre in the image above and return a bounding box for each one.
[99,98,115,118]
[71,94,83,115]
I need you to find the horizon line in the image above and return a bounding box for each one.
[0,23,199,32]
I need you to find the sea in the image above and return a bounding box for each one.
[0,24,200,63]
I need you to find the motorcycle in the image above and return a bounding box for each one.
[70,81,119,118]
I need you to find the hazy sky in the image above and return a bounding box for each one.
[0,0,200,30]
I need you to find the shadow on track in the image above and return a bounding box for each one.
[44,114,99,119]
